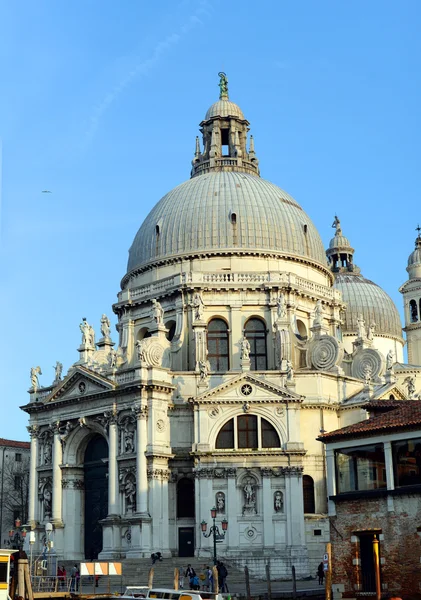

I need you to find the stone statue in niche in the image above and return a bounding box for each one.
[274,490,283,513]
[241,337,251,360]
[43,443,52,465]
[43,488,52,519]
[124,429,135,454]
[100,314,111,338]
[124,476,136,512]
[199,360,209,382]
[193,292,205,321]
[151,299,164,326]
[242,477,257,515]
[216,491,225,514]
[276,294,287,319]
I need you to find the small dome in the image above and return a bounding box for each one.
[334,273,402,340]
[408,237,421,267]
[127,171,327,274]
[329,234,351,249]
[205,99,245,120]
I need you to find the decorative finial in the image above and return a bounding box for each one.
[332,215,342,236]
[218,72,228,99]
[416,224,421,237]
[195,136,200,157]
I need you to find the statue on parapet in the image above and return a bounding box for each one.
[100,314,111,338]
[30,366,42,392]
[53,361,63,382]
[80,318,95,347]
[151,299,164,326]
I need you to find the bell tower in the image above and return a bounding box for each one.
[400,226,421,364]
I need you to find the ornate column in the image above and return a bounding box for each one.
[133,405,148,514]
[226,468,239,550]
[261,468,274,548]
[27,425,39,527]
[52,422,63,524]
[285,467,305,546]
[108,408,119,516]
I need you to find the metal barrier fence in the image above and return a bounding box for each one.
[31,576,71,593]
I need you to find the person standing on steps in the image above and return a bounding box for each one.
[185,564,196,590]
[217,561,228,593]
[178,565,185,589]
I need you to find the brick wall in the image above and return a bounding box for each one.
[331,494,421,596]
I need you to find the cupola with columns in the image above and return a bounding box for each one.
[191,72,260,177]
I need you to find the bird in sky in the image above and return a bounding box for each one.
[42,190,52,193]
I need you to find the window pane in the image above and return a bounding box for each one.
[393,437,421,487]
[303,475,315,513]
[261,419,280,448]
[207,319,229,372]
[216,419,234,449]
[244,319,267,371]
[238,415,258,448]
[335,444,386,493]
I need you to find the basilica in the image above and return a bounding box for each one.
[22,74,421,578]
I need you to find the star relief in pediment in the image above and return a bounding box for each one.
[42,366,115,404]
[192,372,303,404]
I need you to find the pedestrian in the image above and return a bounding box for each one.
[200,564,207,591]
[191,575,200,591]
[75,566,80,592]
[178,566,185,589]
[185,564,196,590]
[217,561,228,593]
[205,565,213,592]
[317,562,324,585]
[70,564,78,592]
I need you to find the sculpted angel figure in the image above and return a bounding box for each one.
[109,348,117,368]
[100,314,111,338]
[404,376,416,397]
[80,318,95,346]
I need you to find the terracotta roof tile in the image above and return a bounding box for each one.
[0,438,30,449]
[318,401,421,443]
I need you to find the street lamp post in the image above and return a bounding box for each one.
[201,507,228,565]
[8,518,27,550]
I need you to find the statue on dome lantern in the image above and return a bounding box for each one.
[332,215,342,236]
[218,72,228,98]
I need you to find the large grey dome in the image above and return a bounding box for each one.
[334,273,403,339]
[127,171,327,274]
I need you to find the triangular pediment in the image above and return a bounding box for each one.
[43,366,116,404]
[192,372,303,404]
[373,382,407,401]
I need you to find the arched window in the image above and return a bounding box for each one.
[261,419,281,448]
[177,478,195,518]
[303,475,315,514]
[166,321,176,341]
[410,299,418,323]
[238,415,258,449]
[216,419,234,449]
[215,416,281,450]
[207,318,229,371]
[244,318,267,370]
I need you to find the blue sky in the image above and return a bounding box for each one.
[1,0,420,440]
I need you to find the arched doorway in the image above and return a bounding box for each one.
[84,434,108,559]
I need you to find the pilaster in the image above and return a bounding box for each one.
[27,425,39,528]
